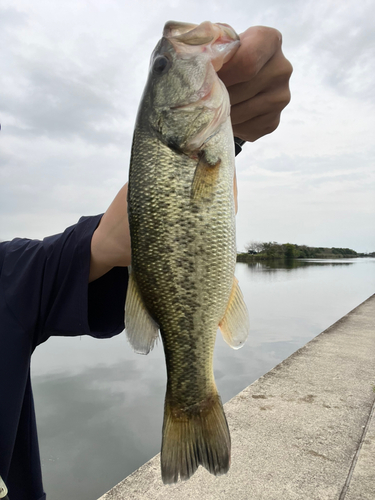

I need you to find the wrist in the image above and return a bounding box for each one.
[234,136,246,156]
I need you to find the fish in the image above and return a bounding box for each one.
[125,20,250,484]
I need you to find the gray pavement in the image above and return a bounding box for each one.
[345,399,375,500]
[99,294,375,500]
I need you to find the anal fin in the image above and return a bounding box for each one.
[219,276,249,349]
[125,267,159,354]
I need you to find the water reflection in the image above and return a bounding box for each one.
[33,358,165,499]
[243,258,354,271]
[31,258,375,500]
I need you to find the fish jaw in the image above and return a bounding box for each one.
[163,20,240,71]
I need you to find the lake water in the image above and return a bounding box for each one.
[31,258,375,499]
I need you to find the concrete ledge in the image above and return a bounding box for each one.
[99,294,375,500]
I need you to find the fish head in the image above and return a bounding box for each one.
[141,21,240,154]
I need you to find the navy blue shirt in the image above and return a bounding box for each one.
[0,215,128,499]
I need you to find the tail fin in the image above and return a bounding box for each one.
[161,393,231,484]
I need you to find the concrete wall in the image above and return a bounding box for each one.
[99,294,375,500]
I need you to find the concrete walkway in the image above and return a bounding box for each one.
[99,294,375,500]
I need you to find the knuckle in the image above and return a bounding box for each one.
[287,60,294,77]
[260,26,283,46]
[260,113,281,136]
[275,55,293,81]
[267,115,281,134]
[265,89,291,111]
[273,28,283,48]
[277,88,292,109]
[284,88,292,106]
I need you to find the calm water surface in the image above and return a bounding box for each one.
[31,258,375,499]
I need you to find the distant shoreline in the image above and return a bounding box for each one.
[237,242,375,262]
[236,253,374,263]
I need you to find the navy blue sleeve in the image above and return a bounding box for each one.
[0,215,128,499]
[1,215,128,348]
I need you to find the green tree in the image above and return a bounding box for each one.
[284,243,296,259]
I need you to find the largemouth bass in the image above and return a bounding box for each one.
[126,20,250,484]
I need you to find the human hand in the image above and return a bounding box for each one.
[218,26,293,142]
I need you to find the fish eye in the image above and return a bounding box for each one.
[153,55,170,75]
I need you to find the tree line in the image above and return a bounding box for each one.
[237,241,374,261]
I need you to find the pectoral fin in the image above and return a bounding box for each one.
[125,267,160,354]
[219,277,249,349]
[191,150,221,202]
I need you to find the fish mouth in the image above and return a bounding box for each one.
[160,21,240,109]
[163,20,238,46]
[163,21,201,39]
[163,20,240,72]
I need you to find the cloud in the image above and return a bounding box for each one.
[0,0,374,253]
[235,145,375,252]
[0,6,28,30]
[0,34,128,145]
[311,2,375,101]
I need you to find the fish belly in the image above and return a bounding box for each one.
[127,120,237,483]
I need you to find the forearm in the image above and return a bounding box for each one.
[89,183,131,282]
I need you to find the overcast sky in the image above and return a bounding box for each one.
[1,0,374,252]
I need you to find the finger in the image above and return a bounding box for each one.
[218,26,282,87]
[226,50,293,106]
[232,112,281,142]
[230,85,291,126]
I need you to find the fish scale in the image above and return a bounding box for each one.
[125,20,249,484]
